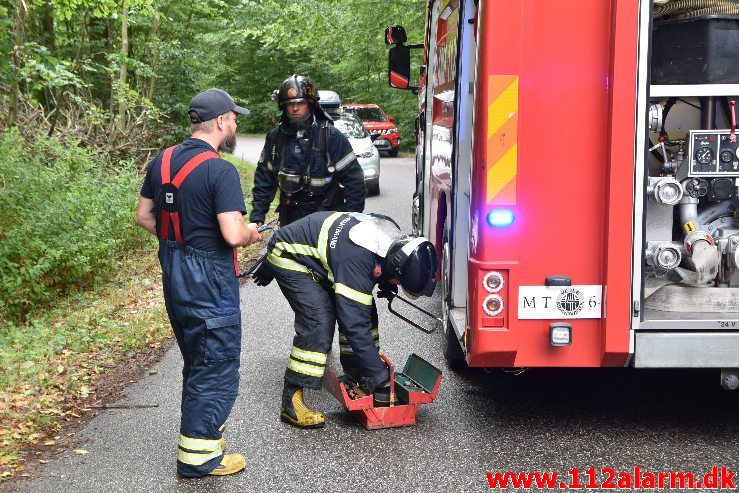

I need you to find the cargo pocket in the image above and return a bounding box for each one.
[204,313,241,363]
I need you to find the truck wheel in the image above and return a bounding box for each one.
[388,147,399,157]
[441,226,467,370]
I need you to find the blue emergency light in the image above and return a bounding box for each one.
[487,209,514,227]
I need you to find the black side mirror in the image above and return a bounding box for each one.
[389,45,412,90]
[385,24,422,93]
[385,25,408,45]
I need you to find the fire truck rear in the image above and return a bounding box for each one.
[386,0,739,388]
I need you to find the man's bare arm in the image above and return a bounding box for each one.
[217,211,262,247]
[135,196,157,236]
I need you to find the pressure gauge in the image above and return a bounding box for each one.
[720,149,734,163]
[695,147,714,165]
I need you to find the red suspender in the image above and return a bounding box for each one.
[159,146,219,243]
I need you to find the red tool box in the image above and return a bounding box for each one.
[324,353,442,430]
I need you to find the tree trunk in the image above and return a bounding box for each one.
[9,0,26,125]
[108,17,115,115]
[146,16,161,101]
[117,1,129,132]
[41,3,56,53]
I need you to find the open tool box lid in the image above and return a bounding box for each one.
[394,353,442,405]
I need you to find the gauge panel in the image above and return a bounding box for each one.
[688,130,739,176]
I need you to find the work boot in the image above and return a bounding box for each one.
[207,453,246,476]
[220,438,226,453]
[280,382,325,428]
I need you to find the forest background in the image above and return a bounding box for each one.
[0,0,424,480]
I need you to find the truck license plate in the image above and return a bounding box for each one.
[517,285,603,319]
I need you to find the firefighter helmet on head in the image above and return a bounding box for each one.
[383,237,438,298]
[272,74,319,109]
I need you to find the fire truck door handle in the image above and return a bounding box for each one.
[545,276,571,287]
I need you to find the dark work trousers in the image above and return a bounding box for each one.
[271,264,389,392]
[158,240,241,478]
[279,204,317,226]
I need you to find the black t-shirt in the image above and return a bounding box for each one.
[140,138,247,252]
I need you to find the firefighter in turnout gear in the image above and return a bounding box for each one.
[251,211,438,428]
[250,75,366,227]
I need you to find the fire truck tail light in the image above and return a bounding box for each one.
[482,271,504,293]
[549,323,572,347]
[487,209,514,227]
[482,294,504,316]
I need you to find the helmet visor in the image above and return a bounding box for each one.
[399,241,437,297]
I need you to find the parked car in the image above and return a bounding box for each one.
[333,112,381,196]
[342,103,400,157]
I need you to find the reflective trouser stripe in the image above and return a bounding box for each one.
[317,212,344,282]
[290,346,327,365]
[179,435,222,452]
[340,328,380,354]
[267,253,310,273]
[178,447,223,466]
[288,359,325,377]
[334,283,373,305]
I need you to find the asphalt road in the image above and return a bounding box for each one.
[14,137,739,493]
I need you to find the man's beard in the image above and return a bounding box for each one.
[218,130,236,154]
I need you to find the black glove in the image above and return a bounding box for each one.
[251,260,274,287]
[377,282,398,299]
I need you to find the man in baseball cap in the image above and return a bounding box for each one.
[188,88,250,124]
[136,87,261,477]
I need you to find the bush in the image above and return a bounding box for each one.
[0,128,149,323]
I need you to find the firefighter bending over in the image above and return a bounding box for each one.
[250,74,366,227]
[251,211,437,428]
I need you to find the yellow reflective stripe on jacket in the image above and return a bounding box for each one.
[334,283,373,306]
[334,151,356,171]
[179,435,222,453]
[310,176,333,186]
[267,253,310,273]
[274,242,320,259]
[317,212,343,281]
[177,447,223,466]
[290,346,327,365]
[288,359,325,377]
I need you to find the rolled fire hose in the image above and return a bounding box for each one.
[654,0,739,17]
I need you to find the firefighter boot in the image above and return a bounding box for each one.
[207,453,246,476]
[280,382,325,428]
[373,385,399,407]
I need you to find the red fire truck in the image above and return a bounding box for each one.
[386,0,739,388]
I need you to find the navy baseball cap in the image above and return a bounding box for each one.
[188,88,250,123]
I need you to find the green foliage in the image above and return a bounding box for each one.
[0,128,149,322]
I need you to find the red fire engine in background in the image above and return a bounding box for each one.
[386,0,739,388]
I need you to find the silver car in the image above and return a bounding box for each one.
[334,113,381,196]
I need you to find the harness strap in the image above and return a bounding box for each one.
[160,146,220,243]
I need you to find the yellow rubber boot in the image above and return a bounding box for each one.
[208,453,246,476]
[280,383,325,428]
